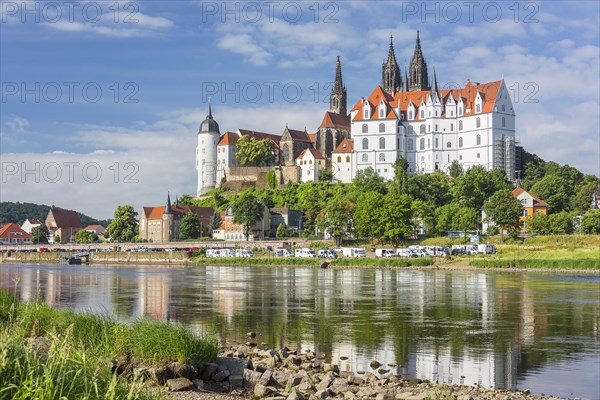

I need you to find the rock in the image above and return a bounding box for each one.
[297,381,314,392]
[456,396,473,400]
[204,380,231,393]
[332,364,340,375]
[340,356,348,361]
[347,373,364,386]
[243,368,263,385]
[378,368,390,375]
[320,261,330,269]
[247,331,257,338]
[229,374,243,390]
[363,372,379,383]
[170,362,199,380]
[322,363,332,373]
[166,377,193,392]
[133,367,150,380]
[370,360,382,369]
[259,369,273,387]
[286,355,301,366]
[212,368,231,382]
[329,378,351,395]
[236,345,251,358]
[150,365,173,385]
[287,389,306,400]
[247,342,258,347]
[287,374,303,387]
[356,387,378,398]
[344,391,357,400]
[224,350,235,357]
[316,372,335,390]
[387,363,397,368]
[255,364,268,373]
[264,356,277,368]
[192,379,204,389]
[254,383,273,397]
[314,388,330,399]
[376,392,393,400]
[200,363,219,381]
[271,370,290,387]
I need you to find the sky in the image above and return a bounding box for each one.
[1,0,599,220]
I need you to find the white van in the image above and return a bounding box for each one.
[295,248,317,258]
[342,247,366,258]
[318,248,338,258]
[375,248,396,258]
[220,248,235,257]
[274,248,294,257]
[235,248,254,257]
[477,244,496,254]
[396,248,415,258]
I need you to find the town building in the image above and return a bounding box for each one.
[512,187,548,231]
[84,225,106,240]
[296,148,325,183]
[331,138,354,183]
[139,195,214,242]
[45,206,82,243]
[21,218,41,234]
[0,223,32,245]
[212,203,271,241]
[269,208,303,236]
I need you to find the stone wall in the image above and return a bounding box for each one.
[224,166,300,188]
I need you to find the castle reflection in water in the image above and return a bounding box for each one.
[1,264,598,397]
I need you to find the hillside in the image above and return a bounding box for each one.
[0,202,110,227]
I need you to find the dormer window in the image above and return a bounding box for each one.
[420,110,425,119]
[364,110,368,119]
[379,108,385,118]
[502,104,506,112]
[476,104,481,113]
[408,111,413,120]
[458,107,462,116]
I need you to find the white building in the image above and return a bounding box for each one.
[296,148,325,183]
[331,138,354,183]
[21,218,41,234]
[196,103,221,196]
[350,33,516,181]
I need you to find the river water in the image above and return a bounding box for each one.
[1,263,598,399]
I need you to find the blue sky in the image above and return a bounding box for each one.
[1,1,599,219]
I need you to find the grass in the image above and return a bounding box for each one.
[192,256,435,268]
[0,290,219,399]
[470,258,598,269]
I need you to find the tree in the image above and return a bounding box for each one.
[319,169,333,182]
[526,212,549,235]
[276,223,290,238]
[453,207,479,243]
[353,191,384,242]
[235,136,276,166]
[107,205,138,242]
[448,160,463,179]
[451,166,509,210]
[317,199,354,246]
[53,234,60,243]
[378,193,413,246]
[352,167,387,195]
[31,224,49,244]
[179,212,202,240]
[231,193,265,240]
[75,230,98,243]
[266,170,278,190]
[389,157,408,196]
[580,209,600,234]
[482,190,523,242]
[530,175,571,213]
[408,172,451,208]
[571,181,600,212]
[210,212,222,231]
[548,212,574,234]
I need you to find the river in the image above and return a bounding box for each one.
[1,263,598,399]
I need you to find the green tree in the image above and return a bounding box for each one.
[451,166,509,210]
[107,205,138,242]
[526,212,549,235]
[352,167,387,195]
[317,199,354,246]
[379,193,413,246]
[75,230,98,243]
[266,170,278,190]
[236,136,276,166]
[353,191,384,242]
[571,181,599,212]
[53,234,60,243]
[210,211,222,231]
[482,190,523,242]
[408,172,451,208]
[548,212,574,234]
[530,175,571,213]
[276,223,289,238]
[31,224,49,244]
[319,169,333,182]
[389,157,409,196]
[231,193,265,240]
[179,212,202,240]
[580,209,600,234]
[448,160,463,179]
[411,199,434,237]
[454,207,479,242]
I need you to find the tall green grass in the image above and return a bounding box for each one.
[330,257,434,267]
[470,258,599,269]
[193,256,434,267]
[0,290,219,399]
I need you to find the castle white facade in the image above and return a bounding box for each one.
[196,32,517,194]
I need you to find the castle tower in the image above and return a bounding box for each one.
[408,31,430,92]
[162,193,174,242]
[382,35,402,94]
[330,56,347,115]
[196,101,220,196]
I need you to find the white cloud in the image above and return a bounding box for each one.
[216,33,271,66]
[5,116,30,133]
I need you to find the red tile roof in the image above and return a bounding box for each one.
[320,111,351,128]
[332,138,354,153]
[238,129,282,144]
[286,128,312,142]
[48,208,82,229]
[218,131,239,146]
[0,223,31,239]
[25,218,41,225]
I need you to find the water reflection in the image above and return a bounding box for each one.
[1,264,598,399]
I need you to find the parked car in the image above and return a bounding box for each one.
[274,247,294,257]
[375,248,396,258]
[318,248,338,258]
[396,248,416,258]
[295,248,317,258]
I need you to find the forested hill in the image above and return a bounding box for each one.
[0,202,110,227]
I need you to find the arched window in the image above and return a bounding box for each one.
[476,104,481,113]
[408,111,413,120]
[476,117,481,128]
[408,139,414,151]
[420,138,425,150]
[459,121,463,131]
[379,123,385,133]
[502,104,506,112]
[362,124,368,133]
[451,123,454,131]
[459,137,463,148]
[420,110,425,119]
[337,156,341,163]
[379,108,385,118]
[379,153,385,162]
[477,153,480,158]
[435,138,439,148]
[502,117,506,128]
[420,125,426,134]
[446,141,451,148]
[361,154,368,162]
[346,156,350,163]
[476,134,481,145]
[362,138,368,150]
[379,137,385,149]
[458,107,462,115]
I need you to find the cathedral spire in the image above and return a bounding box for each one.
[430,66,439,95]
[330,56,347,115]
[165,192,173,214]
[382,35,402,94]
[408,30,430,92]
[402,67,409,92]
